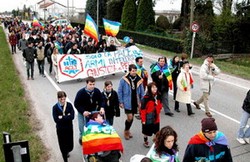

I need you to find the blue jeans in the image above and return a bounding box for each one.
[78,113,86,139]
[238,110,250,138]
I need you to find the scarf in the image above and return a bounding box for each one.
[56,101,67,116]
[136,64,147,78]
[85,88,94,104]
[103,90,112,106]
[151,63,173,90]
[181,72,194,91]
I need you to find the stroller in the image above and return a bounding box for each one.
[82,112,123,162]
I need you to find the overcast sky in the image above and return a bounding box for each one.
[0,0,245,13]
[0,0,183,13]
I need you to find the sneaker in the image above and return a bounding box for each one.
[205,112,212,117]
[237,138,246,144]
[193,102,201,109]
[143,142,150,148]
[165,112,174,117]
[244,138,250,144]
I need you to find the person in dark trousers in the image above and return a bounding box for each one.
[52,91,75,162]
[23,41,37,80]
[183,118,233,162]
[151,57,173,116]
[102,80,120,126]
[74,76,104,145]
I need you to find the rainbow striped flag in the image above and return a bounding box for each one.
[84,14,99,43]
[151,63,173,90]
[66,23,73,30]
[32,17,41,27]
[103,18,121,37]
[82,121,123,155]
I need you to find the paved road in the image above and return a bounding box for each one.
[4,26,250,162]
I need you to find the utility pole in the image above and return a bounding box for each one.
[190,0,194,28]
[67,0,69,21]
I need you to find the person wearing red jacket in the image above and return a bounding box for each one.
[140,82,162,148]
[8,30,17,54]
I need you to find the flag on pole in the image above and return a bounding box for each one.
[32,17,41,27]
[103,18,121,37]
[84,14,99,43]
[66,23,73,30]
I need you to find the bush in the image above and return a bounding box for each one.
[156,15,170,30]
[121,0,137,30]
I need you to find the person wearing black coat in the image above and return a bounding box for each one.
[74,76,104,145]
[52,91,75,162]
[237,89,250,144]
[101,81,120,126]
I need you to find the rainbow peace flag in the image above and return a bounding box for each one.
[84,14,99,43]
[151,63,173,90]
[66,23,73,30]
[82,121,123,155]
[103,18,121,37]
[32,17,41,27]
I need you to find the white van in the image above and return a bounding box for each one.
[50,19,69,26]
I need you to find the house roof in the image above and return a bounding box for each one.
[37,0,66,9]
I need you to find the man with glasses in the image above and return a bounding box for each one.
[193,54,220,117]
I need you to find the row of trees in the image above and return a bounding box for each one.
[85,0,250,54]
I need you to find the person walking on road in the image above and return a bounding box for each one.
[193,54,220,117]
[52,48,59,83]
[147,126,180,162]
[23,41,37,80]
[36,41,46,77]
[140,82,162,148]
[118,64,144,140]
[175,61,195,116]
[8,30,17,54]
[237,89,250,144]
[74,76,104,145]
[151,57,173,117]
[183,117,233,162]
[101,80,120,126]
[52,91,75,162]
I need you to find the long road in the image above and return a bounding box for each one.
[7,31,250,161]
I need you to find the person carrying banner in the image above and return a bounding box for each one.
[151,57,173,117]
[118,64,145,140]
[74,76,104,145]
[82,112,123,162]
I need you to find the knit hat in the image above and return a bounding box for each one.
[201,117,217,132]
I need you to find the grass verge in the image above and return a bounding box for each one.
[137,44,250,80]
[0,27,47,161]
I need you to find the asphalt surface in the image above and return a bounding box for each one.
[3,25,250,162]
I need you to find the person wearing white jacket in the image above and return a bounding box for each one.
[175,61,195,116]
[193,55,220,117]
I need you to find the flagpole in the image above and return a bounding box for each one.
[97,0,99,29]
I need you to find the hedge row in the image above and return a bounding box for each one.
[71,22,183,53]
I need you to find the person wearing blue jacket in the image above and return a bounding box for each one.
[118,64,144,140]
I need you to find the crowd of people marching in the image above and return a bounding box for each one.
[4,17,250,162]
